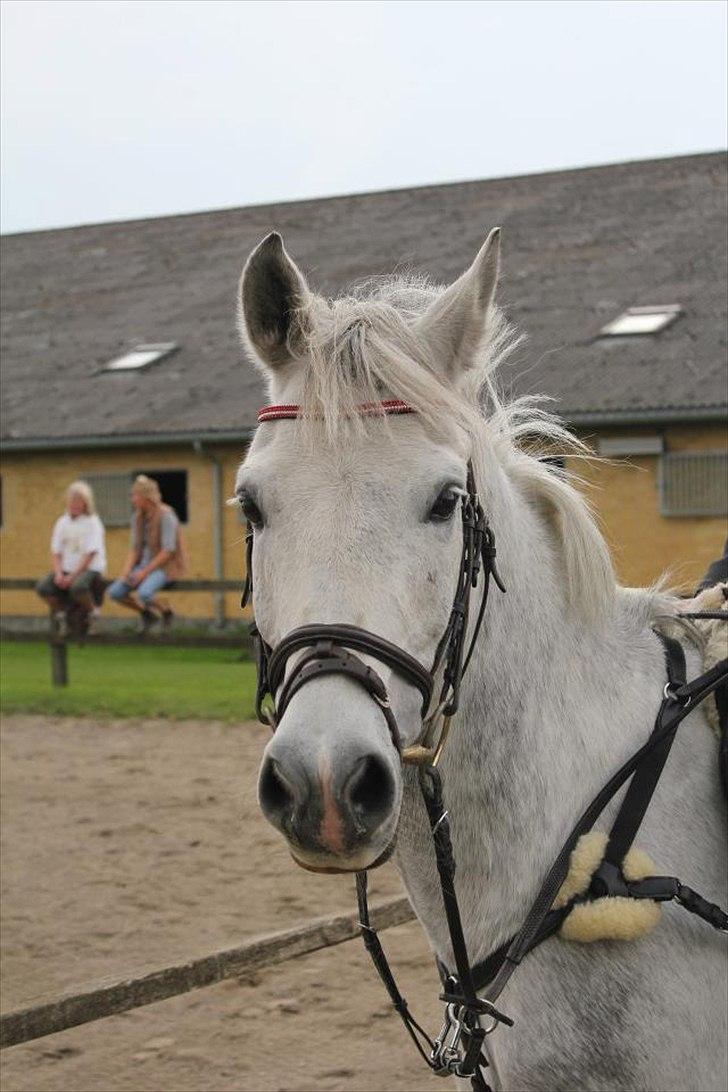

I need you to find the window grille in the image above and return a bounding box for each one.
[85,472,133,527]
[658,452,728,517]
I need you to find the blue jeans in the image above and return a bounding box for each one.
[108,567,169,605]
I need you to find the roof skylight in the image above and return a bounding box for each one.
[598,305,681,338]
[102,343,178,372]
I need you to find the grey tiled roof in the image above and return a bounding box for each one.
[1,152,726,447]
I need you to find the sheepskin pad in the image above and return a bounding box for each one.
[552,583,727,944]
[555,831,661,943]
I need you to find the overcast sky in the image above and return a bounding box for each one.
[1,0,726,234]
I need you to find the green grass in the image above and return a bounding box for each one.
[0,641,258,721]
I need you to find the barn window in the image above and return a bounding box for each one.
[84,472,133,527]
[134,469,188,523]
[101,343,178,372]
[598,306,681,337]
[658,452,728,517]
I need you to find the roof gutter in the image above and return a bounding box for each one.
[566,406,727,428]
[1,406,725,453]
[0,428,256,453]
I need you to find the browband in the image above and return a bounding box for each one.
[257,400,415,422]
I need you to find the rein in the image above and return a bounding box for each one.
[243,401,728,1091]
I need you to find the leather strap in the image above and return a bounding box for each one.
[269,623,433,717]
[467,632,728,999]
[275,640,403,751]
[355,871,441,1069]
[603,633,686,868]
[356,768,507,1090]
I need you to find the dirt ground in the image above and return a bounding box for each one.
[0,714,445,1092]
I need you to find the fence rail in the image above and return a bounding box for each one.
[1,631,248,650]
[0,577,250,683]
[0,577,244,592]
[0,897,414,1049]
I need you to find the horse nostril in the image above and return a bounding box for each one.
[258,756,295,821]
[344,754,395,831]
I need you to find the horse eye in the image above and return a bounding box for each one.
[428,488,460,523]
[240,493,264,529]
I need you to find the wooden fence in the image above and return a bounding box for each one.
[0,577,249,685]
[0,897,415,1049]
[0,579,419,1050]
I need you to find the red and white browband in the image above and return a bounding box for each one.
[257,399,415,423]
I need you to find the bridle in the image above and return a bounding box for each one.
[243,400,505,770]
[242,400,728,1091]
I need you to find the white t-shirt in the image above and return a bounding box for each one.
[51,513,107,574]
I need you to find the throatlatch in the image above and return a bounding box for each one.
[243,400,728,1092]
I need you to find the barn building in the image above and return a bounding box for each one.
[1,152,726,624]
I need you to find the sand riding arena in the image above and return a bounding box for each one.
[1,713,446,1092]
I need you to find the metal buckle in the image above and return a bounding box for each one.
[431,1002,465,1076]
[663,683,691,707]
[479,1006,500,1036]
[431,998,496,1078]
[401,714,453,766]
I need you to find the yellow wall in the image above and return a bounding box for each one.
[573,423,727,592]
[0,444,250,620]
[1,423,725,620]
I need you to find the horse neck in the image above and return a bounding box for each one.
[395,454,667,966]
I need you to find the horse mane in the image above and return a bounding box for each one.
[293,272,622,621]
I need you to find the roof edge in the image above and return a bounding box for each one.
[565,406,728,428]
[3,150,725,241]
[0,429,255,453]
[1,405,725,452]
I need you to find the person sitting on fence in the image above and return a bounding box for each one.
[36,481,107,636]
[107,474,186,632]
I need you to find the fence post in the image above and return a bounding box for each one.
[49,616,68,687]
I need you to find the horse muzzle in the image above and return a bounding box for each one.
[258,737,400,870]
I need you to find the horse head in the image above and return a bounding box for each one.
[236,229,501,872]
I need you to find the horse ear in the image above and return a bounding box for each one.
[240,232,311,369]
[416,228,500,379]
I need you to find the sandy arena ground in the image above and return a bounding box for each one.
[0,714,446,1092]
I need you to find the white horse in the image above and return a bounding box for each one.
[235,230,727,1091]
